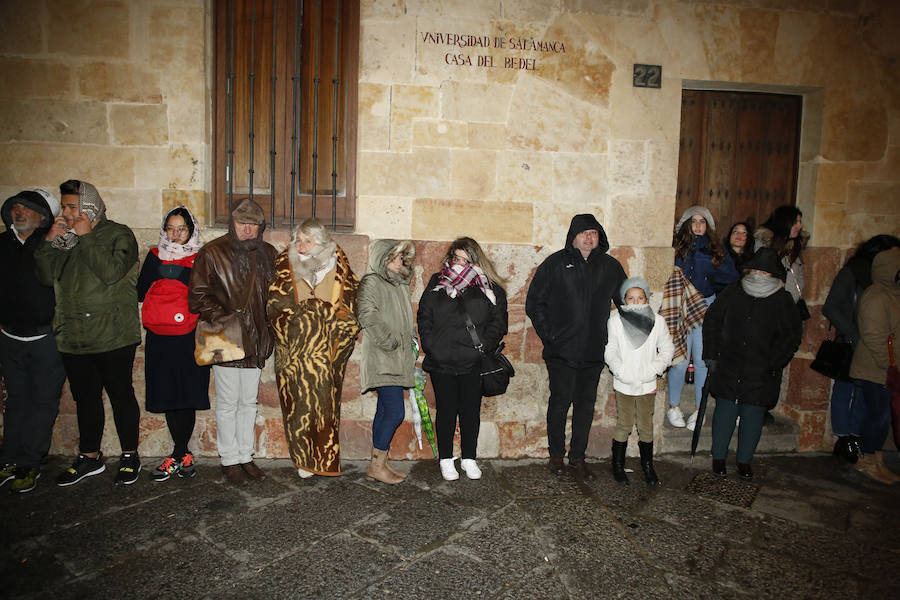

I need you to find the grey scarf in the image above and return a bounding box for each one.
[741,272,783,298]
[51,182,106,251]
[619,304,655,349]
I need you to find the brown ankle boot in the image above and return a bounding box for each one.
[856,454,894,484]
[382,447,407,481]
[873,452,900,484]
[366,449,403,484]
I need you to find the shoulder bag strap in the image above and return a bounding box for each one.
[461,305,484,353]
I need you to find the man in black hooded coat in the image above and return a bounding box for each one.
[526,214,627,478]
[0,190,67,493]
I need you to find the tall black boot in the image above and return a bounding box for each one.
[611,440,629,485]
[638,441,659,487]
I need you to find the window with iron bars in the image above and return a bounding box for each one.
[214,0,359,231]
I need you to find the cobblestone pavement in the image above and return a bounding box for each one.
[2,453,899,599]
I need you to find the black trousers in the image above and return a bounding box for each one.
[61,344,140,454]
[0,333,66,469]
[546,362,604,463]
[430,370,482,460]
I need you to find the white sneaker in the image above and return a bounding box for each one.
[460,459,482,480]
[297,467,314,479]
[686,410,698,431]
[439,458,459,481]
[667,406,686,428]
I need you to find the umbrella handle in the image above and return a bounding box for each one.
[890,334,896,367]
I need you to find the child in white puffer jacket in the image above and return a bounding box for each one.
[604,277,674,486]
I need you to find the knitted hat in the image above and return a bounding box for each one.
[619,276,650,303]
[231,198,265,224]
[675,205,715,233]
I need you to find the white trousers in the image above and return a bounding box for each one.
[212,365,261,466]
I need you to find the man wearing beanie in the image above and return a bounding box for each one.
[526,214,627,479]
[188,199,277,485]
[35,180,142,487]
[0,190,67,493]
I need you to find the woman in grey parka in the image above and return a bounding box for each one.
[358,239,417,484]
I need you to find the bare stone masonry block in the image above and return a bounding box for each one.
[78,62,163,104]
[110,104,169,146]
[48,0,131,59]
[0,59,74,100]
[0,99,108,145]
[0,0,42,55]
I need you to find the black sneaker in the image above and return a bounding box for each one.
[177,452,197,479]
[115,453,141,486]
[11,467,41,494]
[56,453,106,487]
[0,464,16,487]
[150,456,179,482]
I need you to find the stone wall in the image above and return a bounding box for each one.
[1,0,899,461]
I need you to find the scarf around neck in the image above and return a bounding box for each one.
[434,262,496,305]
[157,206,202,261]
[741,272,783,298]
[51,182,106,251]
[619,304,655,349]
[290,239,337,288]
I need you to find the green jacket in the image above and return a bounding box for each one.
[34,218,140,354]
[357,239,417,393]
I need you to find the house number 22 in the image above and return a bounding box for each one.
[633,64,662,88]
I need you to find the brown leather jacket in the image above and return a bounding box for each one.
[188,227,277,369]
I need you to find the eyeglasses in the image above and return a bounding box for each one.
[165,226,189,234]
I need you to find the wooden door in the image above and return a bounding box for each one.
[676,90,801,237]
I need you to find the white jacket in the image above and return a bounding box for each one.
[605,311,675,396]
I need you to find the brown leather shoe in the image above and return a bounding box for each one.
[548,456,565,476]
[221,464,247,486]
[240,461,266,481]
[569,460,596,480]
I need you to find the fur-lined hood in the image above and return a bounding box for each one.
[366,239,415,285]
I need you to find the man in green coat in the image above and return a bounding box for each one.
[34,180,142,487]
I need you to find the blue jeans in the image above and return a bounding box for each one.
[668,326,707,408]
[372,386,406,451]
[830,379,866,437]
[859,380,891,455]
[710,398,767,463]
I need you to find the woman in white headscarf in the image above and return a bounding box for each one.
[137,206,210,482]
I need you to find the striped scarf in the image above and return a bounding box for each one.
[433,262,496,305]
[660,266,708,365]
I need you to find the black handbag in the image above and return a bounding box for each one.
[810,328,854,381]
[462,310,515,397]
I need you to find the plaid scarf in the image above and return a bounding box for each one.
[660,266,707,365]
[433,262,496,305]
[51,182,106,251]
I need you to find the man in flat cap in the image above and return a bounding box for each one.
[188,199,277,485]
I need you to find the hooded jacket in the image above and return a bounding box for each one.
[526,214,627,368]
[702,249,802,409]
[850,247,900,385]
[187,206,277,369]
[0,192,57,337]
[33,193,140,354]
[357,239,417,393]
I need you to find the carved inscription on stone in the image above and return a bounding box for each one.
[420,31,566,71]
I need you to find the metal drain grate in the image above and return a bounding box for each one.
[685,471,760,508]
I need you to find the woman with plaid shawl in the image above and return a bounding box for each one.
[417,237,508,482]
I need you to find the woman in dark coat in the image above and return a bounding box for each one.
[137,206,210,481]
[822,235,900,463]
[703,248,802,480]
[724,221,753,271]
[417,237,508,482]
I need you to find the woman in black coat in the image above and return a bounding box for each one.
[417,237,508,482]
[703,248,802,480]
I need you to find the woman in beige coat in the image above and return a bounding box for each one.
[849,247,900,484]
